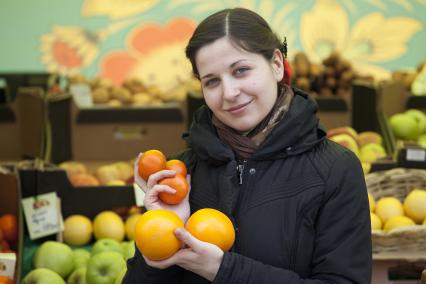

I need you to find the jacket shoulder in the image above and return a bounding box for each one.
[307,139,361,183]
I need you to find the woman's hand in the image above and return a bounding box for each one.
[134,153,191,222]
[143,228,224,282]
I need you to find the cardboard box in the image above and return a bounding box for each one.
[0,164,23,283]
[15,88,72,164]
[71,101,187,161]
[0,105,20,160]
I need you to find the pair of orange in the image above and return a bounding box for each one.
[138,150,188,205]
[135,208,235,261]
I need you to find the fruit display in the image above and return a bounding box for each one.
[389,108,426,146]
[138,149,189,205]
[391,60,426,95]
[22,208,140,283]
[326,127,387,174]
[23,238,131,284]
[68,74,201,107]
[59,161,133,187]
[368,189,426,232]
[292,51,370,97]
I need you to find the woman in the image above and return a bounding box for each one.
[124,7,372,284]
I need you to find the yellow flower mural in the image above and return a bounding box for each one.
[99,18,197,94]
[81,0,159,19]
[300,0,422,80]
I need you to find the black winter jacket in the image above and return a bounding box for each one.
[124,89,372,283]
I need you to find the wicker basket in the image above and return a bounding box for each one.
[365,168,426,257]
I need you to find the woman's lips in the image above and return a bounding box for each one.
[226,100,252,114]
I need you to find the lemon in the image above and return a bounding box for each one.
[384,216,415,232]
[403,189,426,223]
[125,213,142,241]
[63,215,93,246]
[368,192,375,212]
[93,211,125,241]
[370,213,382,230]
[375,197,404,224]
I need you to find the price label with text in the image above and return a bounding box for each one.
[21,192,64,240]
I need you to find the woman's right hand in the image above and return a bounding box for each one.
[134,153,191,223]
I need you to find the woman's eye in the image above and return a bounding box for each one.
[234,67,249,76]
[204,78,218,87]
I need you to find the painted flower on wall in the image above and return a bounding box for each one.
[40,20,137,75]
[300,0,422,79]
[81,0,159,19]
[40,26,99,75]
[99,18,196,93]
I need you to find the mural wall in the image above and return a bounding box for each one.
[1,0,425,92]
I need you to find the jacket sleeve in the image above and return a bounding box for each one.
[122,243,184,283]
[212,151,372,284]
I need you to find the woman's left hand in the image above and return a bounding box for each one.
[143,228,224,281]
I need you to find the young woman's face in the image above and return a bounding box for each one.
[195,37,284,132]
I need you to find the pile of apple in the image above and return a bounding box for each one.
[389,109,426,147]
[59,161,134,187]
[327,127,386,174]
[22,210,142,284]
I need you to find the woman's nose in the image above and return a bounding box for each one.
[222,78,240,100]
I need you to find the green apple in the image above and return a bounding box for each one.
[72,249,91,269]
[115,268,127,284]
[418,134,426,148]
[120,241,135,260]
[86,251,126,284]
[390,113,421,140]
[67,267,87,284]
[34,241,74,278]
[405,109,426,134]
[22,268,65,284]
[91,239,123,256]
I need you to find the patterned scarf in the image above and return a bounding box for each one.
[212,85,294,159]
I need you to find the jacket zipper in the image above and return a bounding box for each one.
[236,160,246,184]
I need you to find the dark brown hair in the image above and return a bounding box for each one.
[185,8,287,79]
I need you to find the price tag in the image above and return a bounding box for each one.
[0,253,16,279]
[133,183,145,207]
[21,192,64,240]
[70,83,93,107]
[406,148,426,162]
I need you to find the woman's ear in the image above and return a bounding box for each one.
[271,49,284,82]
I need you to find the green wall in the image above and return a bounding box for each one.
[1,0,425,83]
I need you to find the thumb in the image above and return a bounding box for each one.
[175,228,201,250]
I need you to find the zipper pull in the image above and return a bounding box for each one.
[237,161,246,185]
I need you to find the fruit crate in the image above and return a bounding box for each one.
[0,104,19,160]
[0,163,23,283]
[17,160,136,219]
[366,167,426,260]
[71,99,186,161]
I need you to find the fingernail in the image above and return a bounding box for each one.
[175,228,184,236]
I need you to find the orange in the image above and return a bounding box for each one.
[134,209,184,261]
[158,175,189,205]
[92,211,125,241]
[0,275,13,284]
[166,159,187,177]
[138,150,167,180]
[0,214,18,243]
[185,208,235,251]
